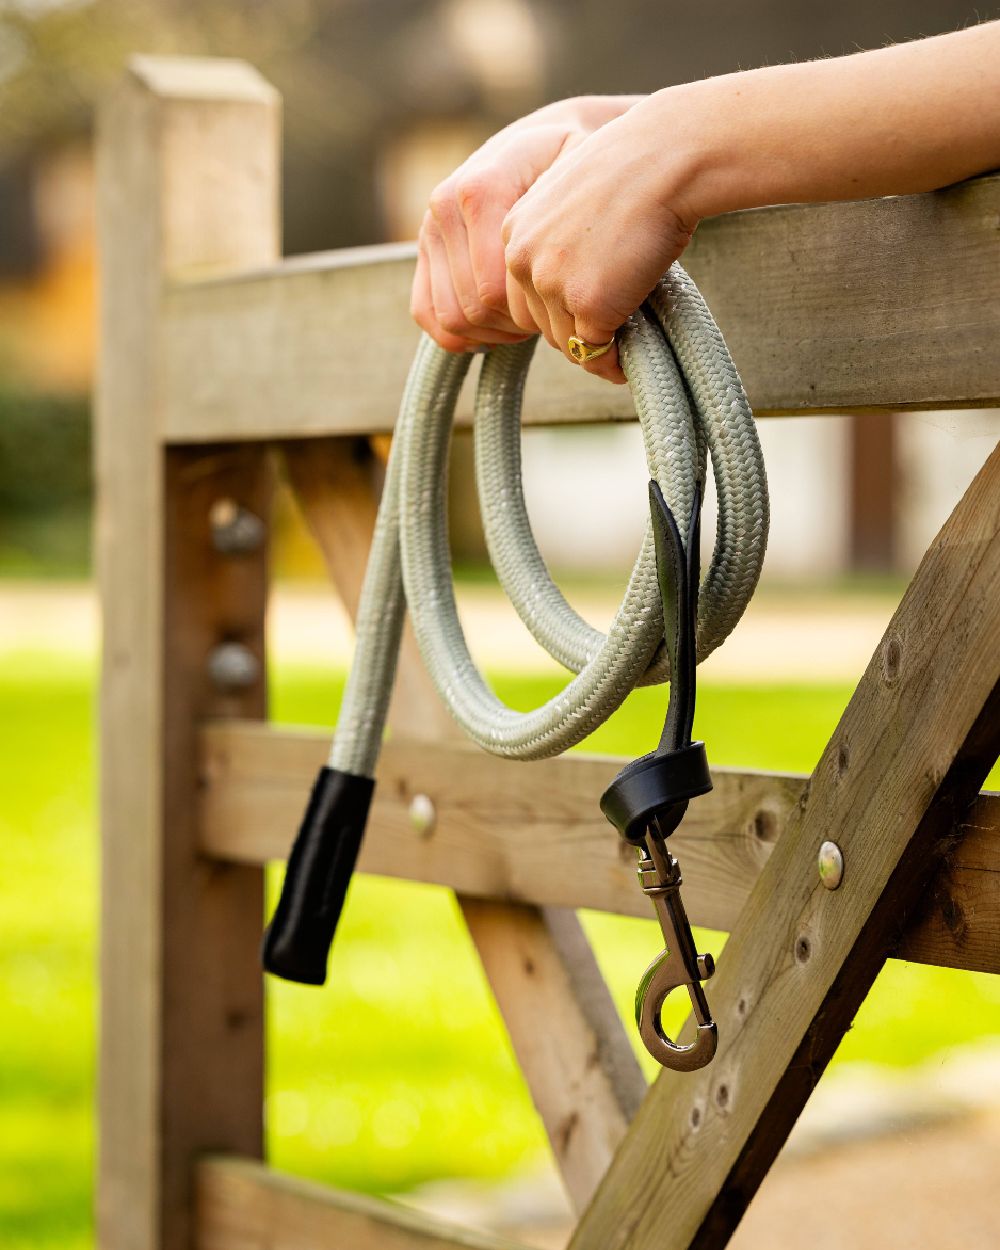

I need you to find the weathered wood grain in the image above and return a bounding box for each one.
[96,56,278,1250]
[160,173,1000,443]
[281,436,647,1209]
[461,899,647,1210]
[571,442,1000,1250]
[196,1157,527,1250]
[198,722,1000,975]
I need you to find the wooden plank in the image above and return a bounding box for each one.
[96,56,278,1250]
[571,442,1000,1250]
[461,900,646,1211]
[281,436,646,1209]
[196,1156,527,1250]
[198,722,1000,975]
[160,173,1000,443]
[201,725,790,927]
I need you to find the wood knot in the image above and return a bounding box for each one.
[556,1110,580,1155]
[881,633,903,685]
[939,892,968,944]
[752,809,779,844]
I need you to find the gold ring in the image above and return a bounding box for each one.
[567,333,615,364]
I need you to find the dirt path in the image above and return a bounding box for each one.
[403,1047,1000,1249]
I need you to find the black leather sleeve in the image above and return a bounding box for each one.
[261,766,375,985]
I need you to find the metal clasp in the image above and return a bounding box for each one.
[634,831,717,1071]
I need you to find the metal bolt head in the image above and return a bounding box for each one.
[208,642,260,690]
[408,793,436,836]
[210,498,266,555]
[818,840,844,890]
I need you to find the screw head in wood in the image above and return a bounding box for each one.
[408,793,436,836]
[818,840,844,890]
[208,642,260,690]
[210,498,266,555]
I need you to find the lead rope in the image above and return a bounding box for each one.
[262,263,768,1071]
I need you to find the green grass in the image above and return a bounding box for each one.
[2,650,1000,1247]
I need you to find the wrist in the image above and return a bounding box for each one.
[630,79,738,227]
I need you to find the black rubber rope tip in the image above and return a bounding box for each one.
[261,766,375,985]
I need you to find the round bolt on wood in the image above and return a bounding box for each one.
[818,840,844,890]
[208,642,260,690]
[409,793,436,836]
[210,498,266,555]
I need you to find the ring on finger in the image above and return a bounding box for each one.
[567,333,616,364]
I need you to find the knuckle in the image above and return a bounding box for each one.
[428,323,464,352]
[478,281,507,313]
[428,181,457,224]
[437,309,470,337]
[455,170,490,217]
[532,263,561,299]
[504,244,531,280]
[500,209,517,247]
[461,301,492,328]
[410,293,432,329]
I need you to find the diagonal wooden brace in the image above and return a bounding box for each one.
[572,441,1000,1250]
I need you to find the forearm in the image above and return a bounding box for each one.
[643,21,1000,222]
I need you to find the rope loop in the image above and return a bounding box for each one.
[330,263,768,773]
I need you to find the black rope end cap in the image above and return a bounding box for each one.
[261,766,375,985]
[600,742,712,844]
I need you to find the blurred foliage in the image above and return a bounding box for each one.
[0,387,89,511]
[0,387,90,574]
[1,0,996,253]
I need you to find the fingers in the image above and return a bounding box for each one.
[411,237,474,353]
[504,224,627,384]
[505,269,541,338]
[570,311,627,385]
[432,174,521,332]
[461,180,518,318]
[417,214,529,352]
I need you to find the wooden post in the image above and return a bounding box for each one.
[96,58,279,1250]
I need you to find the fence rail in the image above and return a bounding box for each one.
[160,174,1000,443]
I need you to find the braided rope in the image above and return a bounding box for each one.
[329,263,768,776]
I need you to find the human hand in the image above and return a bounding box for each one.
[501,101,700,384]
[411,97,639,353]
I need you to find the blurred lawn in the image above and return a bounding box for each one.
[3,649,1000,1250]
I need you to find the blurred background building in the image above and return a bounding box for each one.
[0,0,998,583]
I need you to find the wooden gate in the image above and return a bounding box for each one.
[96,55,1000,1250]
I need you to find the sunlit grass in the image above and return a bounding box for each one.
[1,649,998,1245]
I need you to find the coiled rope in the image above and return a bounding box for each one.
[328,263,768,777]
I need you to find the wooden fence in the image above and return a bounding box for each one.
[96,55,1000,1250]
